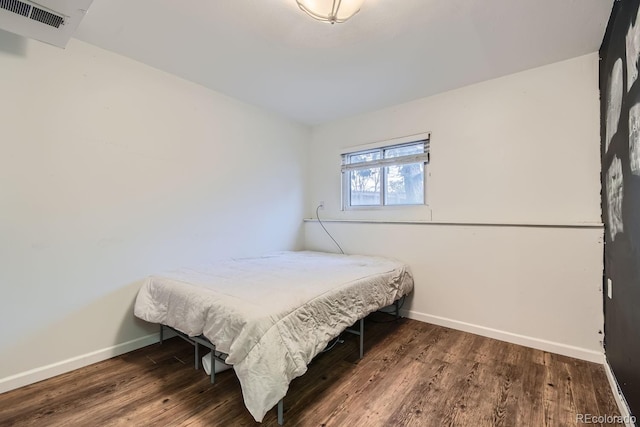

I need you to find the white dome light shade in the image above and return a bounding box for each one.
[296,0,365,24]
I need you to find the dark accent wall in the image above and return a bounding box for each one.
[600,0,640,418]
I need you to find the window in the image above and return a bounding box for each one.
[341,136,430,208]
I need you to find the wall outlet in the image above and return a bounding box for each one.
[607,278,613,299]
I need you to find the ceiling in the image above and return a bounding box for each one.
[74,0,614,125]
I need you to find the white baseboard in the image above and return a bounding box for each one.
[0,333,161,394]
[0,314,607,399]
[402,309,604,364]
[604,359,637,427]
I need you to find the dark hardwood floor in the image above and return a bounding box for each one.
[0,315,623,426]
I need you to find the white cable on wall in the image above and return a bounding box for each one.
[316,204,345,254]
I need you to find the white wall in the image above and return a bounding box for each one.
[305,53,605,362]
[0,36,308,390]
[0,33,603,393]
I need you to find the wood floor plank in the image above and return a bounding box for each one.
[315,321,437,426]
[589,363,626,425]
[382,358,454,427]
[435,358,486,426]
[0,317,623,426]
[490,362,523,427]
[515,358,546,427]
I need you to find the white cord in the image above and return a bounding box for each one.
[316,204,345,255]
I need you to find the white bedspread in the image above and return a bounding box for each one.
[134,251,413,422]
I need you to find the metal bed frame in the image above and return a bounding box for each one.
[159,299,401,425]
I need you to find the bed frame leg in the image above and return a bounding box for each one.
[277,398,284,425]
[359,318,364,359]
[210,350,216,384]
[395,299,400,320]
[195,342,200,370]
[159,324,164,344]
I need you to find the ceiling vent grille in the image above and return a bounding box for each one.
[30,6,63,28]
[0,0,92,47]
[1,0,30,17]
[0,0,64,28]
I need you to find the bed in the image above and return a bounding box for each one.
[133,250,414,423]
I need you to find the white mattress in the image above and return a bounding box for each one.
[134,250,414,422]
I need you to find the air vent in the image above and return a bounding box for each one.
[1,0,29,17]
[0,0,64,28]
[30,6,63,28]
[0,0,93,48]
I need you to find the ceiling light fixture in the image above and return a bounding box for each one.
[296,0,365,24]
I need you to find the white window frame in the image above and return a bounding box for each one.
[341,133,430,210]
